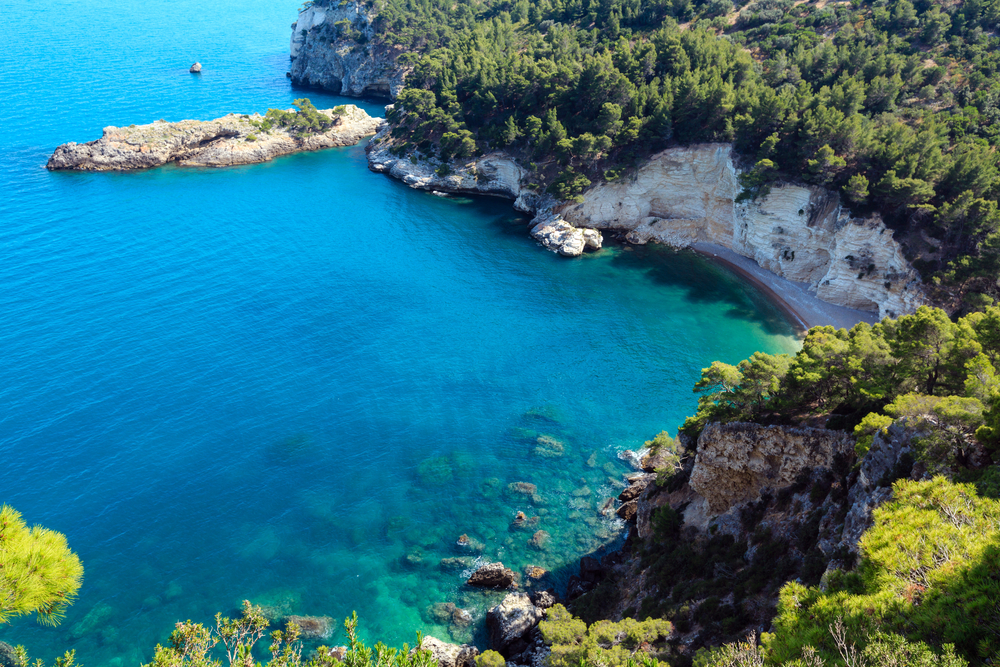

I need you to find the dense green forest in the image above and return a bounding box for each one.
[318,0,1000,300]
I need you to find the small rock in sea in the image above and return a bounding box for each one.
[286,615,334,640]
[456,534,485,552]
[189,62,202,73]
[599,497,616,516]
[467,562,517,589]
[528,530,550,551]
[524,565,548,580]
[511,511,527,529]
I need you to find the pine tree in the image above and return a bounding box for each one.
[0,505,83,626]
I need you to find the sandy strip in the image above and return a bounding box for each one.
[690,242,879,333]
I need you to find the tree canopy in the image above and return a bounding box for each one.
[0,505,83,626]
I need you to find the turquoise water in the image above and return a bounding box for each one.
[0,0,797,664]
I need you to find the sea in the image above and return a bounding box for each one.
[0,0,798,665]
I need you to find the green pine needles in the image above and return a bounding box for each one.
[0,505,83,626]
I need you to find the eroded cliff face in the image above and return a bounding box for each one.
[560,144,926,319]
[687,422,854,518]
[289,1,409,98]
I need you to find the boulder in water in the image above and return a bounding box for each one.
[190,62,202,73]
[467,562,517,589]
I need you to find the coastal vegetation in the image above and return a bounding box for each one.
[0,505,83,627]
[332,0,1000,300]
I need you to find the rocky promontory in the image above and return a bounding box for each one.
[47,105,381,171]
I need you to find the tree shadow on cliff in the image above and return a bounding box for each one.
[606,243,797,337]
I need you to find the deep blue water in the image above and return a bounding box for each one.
[0,1,797,664]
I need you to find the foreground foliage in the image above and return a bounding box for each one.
[539,604,672,667]
[760,477,999,665]
[144,603,432,667]
[0,505,83,626]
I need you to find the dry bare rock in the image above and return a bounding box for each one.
[416,636,478,667]
[560,144,926,319]
[47,105,380,171]
[189,62,202,73]
[487,593,545,658]
[689,422,853,515]
[467,562,517,589]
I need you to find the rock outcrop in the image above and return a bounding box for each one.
[688,422,854,516]
[466,562,517,589]
[47,105,380,171]
[487,593,545,658]
[560,144,926,319]
[417,636,478,667]
[366,124,602,257]
[289,1,409,98]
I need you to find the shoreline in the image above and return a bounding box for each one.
[690,242,880,334]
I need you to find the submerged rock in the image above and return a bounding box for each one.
[286,615,333,640]
[467,562,517,589]
[528,530,550,551]
[507,482,537,496]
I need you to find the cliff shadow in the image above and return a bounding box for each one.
[605,242,799,337]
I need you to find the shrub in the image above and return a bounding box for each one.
[764,477,1000,664]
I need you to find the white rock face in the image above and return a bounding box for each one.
[561,144,926,319]
[366,124,602,257]
[289,1,408,98]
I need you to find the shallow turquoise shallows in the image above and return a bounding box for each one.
[0,1,797,664]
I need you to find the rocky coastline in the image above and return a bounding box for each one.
[47,105,381,171]
[365,123,605,258]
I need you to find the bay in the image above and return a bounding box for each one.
[0,0,797,664]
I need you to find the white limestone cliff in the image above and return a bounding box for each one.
[289,1,409,98]
[561,144,926,319]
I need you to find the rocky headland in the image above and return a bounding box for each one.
[47,105,381,171]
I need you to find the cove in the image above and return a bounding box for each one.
[0,0,797,664]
